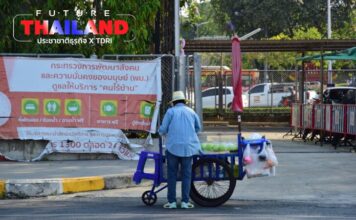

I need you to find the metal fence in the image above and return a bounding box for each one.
[314,104,324,130]
[290,103,356,147]
[186,55,195,109]
[302,104,313,129]
[0,53,85,58]
[185,68,356,113]
[102,54,175,119]
[347,106,356,135]
[291,103,301,128]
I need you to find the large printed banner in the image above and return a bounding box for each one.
[0,57,161,160]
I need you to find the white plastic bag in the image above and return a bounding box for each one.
[245,146,270,178]
[257,142,268,161]
[245,141,278,178]
[143,133,154,148]
[265,142,278,167]
[243,144,252,164]
[265,142,278,176]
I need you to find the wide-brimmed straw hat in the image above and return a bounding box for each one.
[169,91,187,104]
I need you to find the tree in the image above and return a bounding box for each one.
[333,7,356,39]
[211,0,301,38]
[196,0,354,70]
[181,0,227,39]
[102,0,160,55]
[210,0,354,39]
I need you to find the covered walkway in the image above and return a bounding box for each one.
[185,39,356,53]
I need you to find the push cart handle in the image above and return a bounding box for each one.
[159,134,163,156]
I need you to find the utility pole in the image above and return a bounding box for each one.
[264,27,269,83]
[174,0,180,57]
[327,0,333,87]
[174,0,186,92]
[218,53,224,116]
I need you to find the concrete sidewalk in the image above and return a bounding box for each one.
[1,128,355,200]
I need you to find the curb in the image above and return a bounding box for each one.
[237,122,289,127]
[0,174,147,199]
[0,180,5,198]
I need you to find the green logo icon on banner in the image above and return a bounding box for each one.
[65,99,81,115]
[22,99,39,115]
[100,100,117,117]
[44,99,60,115]
[140,102,154,119]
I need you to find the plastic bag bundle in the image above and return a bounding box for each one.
[245,141,278,178]
[245,146,270,178]
[143,133,154,148]
[265,141,278,176]
[243,144,252,164]
[265,142,278,166]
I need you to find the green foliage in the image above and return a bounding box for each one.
[200,52,231,67]
[333,9,356,40]
[200,23,354,70]
[265,27,323,69]
[102,0,160,55]
[0,0,160,56]
[292,27,322,40]
[225,27,324,70]
[181,0,227,39]
[192,1,354,70]
[210,0,354,39]
[211,0,301,37]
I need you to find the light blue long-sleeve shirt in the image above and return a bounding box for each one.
[158,103,201,157]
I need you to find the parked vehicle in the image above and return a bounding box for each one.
[244,83,318,107]
[323,87,356,104]
[305,81,321,91]
[279,95,295,107]
[201,86,248,108]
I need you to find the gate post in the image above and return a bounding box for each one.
[193,53,203,131]
[177,55,186,92]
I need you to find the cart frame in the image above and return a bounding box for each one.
[133,133,268,207]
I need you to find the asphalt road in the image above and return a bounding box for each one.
[1,129,356,219]
[0,193,355,220]
[1,147,356,220]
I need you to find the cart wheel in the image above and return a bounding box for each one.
[142,190,157,206]
[190,158,236,207]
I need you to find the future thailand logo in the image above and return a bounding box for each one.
[13,9,135,45]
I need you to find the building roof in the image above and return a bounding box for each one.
[185,39,356,53]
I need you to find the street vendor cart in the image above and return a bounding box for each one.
[133,133,270,207]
